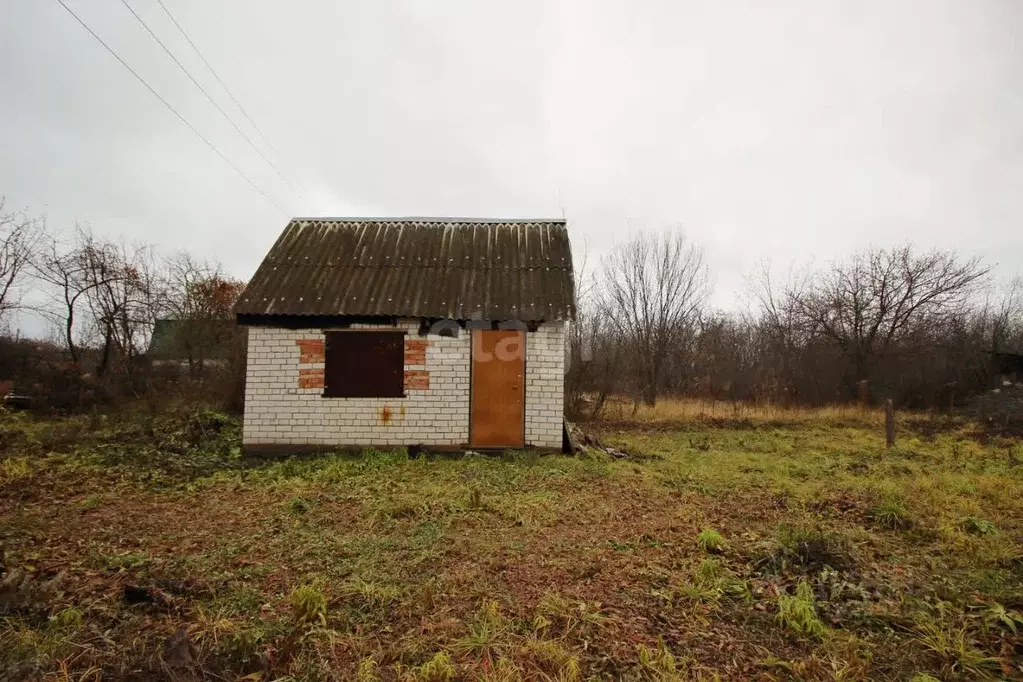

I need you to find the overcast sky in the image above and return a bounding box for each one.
[2,0,1021,327]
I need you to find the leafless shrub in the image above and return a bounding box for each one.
[786,246,988,398]
[570,237,1016,412]
[162,253,246,379]
[12,215,245,412]
[0,197,43,320]
[600,229,710,406]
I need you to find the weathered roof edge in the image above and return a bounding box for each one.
[288,217,567,224]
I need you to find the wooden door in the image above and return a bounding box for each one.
[470,329,526,448]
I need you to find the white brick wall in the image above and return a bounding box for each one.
[525,322,565,448]
[244,320,469,448]
[243,319,565,450]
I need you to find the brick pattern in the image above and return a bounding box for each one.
[525,323,566,448]
[298,368,324,389]
[296,338,326,390]
[296,339,325,364]
[243,320,565,449]
[404,369,430,391]
[404,339,428,366]
[244,320,470,447]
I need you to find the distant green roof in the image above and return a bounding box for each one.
[148,318,236,359]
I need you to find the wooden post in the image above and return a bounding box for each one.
[885,398,895,448]
[857,380,869,409]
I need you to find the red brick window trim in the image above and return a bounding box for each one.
[296,339,325,364]
[299,368,324,389]
[404,339,429,366]
[404,369,430,391]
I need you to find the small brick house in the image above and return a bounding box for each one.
[235,218,575,454]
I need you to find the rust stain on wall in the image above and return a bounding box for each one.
[380,406,392,424]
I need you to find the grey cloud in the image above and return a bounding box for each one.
[1,0,1020,323]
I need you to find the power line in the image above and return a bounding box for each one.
[154,0,291,173]
[118,0,303,200]
[52,0,290,216]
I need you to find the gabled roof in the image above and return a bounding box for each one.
[236,218,575,322]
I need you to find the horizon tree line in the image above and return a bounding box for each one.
[3,197,1021,411]
[0,198,244,387]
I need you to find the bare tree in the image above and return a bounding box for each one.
[31,226,124,365]
[787,246,988,396]
[601,229,710,406]
[162,252,244,377]
[745,260,815,403]
[564,255,630,418]
[0,198,42,319]
[989,276,1023,353]
[83,239,166,376]
[586,309,629,418]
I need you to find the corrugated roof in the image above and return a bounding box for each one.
[236,218,575,321]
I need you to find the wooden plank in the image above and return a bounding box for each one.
[470,329,526,447]
[885,399,895,447]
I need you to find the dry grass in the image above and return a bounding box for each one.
[597,395,889,426]
[1,405,1020,680]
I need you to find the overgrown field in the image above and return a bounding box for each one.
[1,405,1021,680]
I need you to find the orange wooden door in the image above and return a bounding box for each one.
[470,329,526,448]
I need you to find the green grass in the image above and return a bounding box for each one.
[636,636,687,680]
[290,582,328,626]
[0,406,1021,680]
[960,515,997,536]
[870,497,913,529]
[0,456,30,483]
[910,614,1001,678]
[409,652,457,681]
[696,528,725,553]
[777,580,827,639]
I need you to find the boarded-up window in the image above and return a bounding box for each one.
[323,331,405,397]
